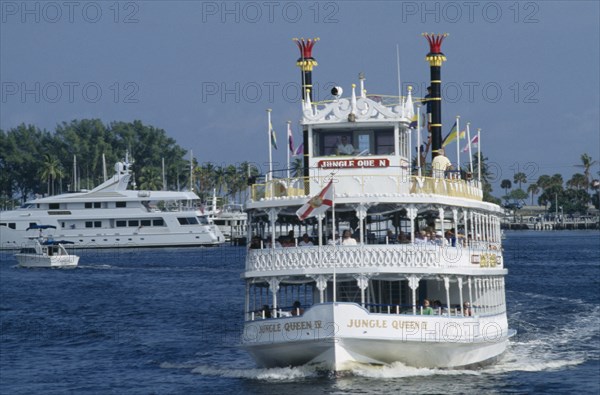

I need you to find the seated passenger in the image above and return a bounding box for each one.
[386,229,396,244]
[463,302,472,317]
[336,136,355,155]
[299,233,314,246]
[249,236,262,249]
[422,299,434,315]
[291,301,305,316]
[414,230,427,244]
[342,229,357,245]
[261,305,272,319]
[397,231,410,244]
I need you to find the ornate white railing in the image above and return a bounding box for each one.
[246,244,502,274]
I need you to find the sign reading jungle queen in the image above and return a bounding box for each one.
[318,158,390,169]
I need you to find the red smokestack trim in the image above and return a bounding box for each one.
[295,38,319,59]
[423,33,447,54]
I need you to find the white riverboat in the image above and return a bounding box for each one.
[1,159,224,249]
[240,36,514,370]
[16,225,79,268]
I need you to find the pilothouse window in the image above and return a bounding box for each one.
[313,127,395,157]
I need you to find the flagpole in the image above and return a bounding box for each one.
[477,128,481,185]
[417,104,422,176]
[331,181,336,303]
[456,115,460,179]
[267,109,273,188]
[467,122,473,176]
[286,121,291,180]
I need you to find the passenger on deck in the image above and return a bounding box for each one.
[422,299,434,315]
[249,236,262,249]
[342,230,357,245]
[415,230,427,244]
[463,302,472,316]
[291,301,305,316]
[431,148,453,179]
[261,305,272,319]
[386,229,396,244]
[266,236,282,248]
[397,231,410,244]
[299,233,314,247]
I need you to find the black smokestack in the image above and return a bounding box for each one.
[294,38,319,102]
[423,33,448,159]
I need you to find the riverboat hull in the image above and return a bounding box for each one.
[242,303,510,370]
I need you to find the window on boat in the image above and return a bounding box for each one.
[8,223,16,229]
[213,220,226,226]
[197,216,209,225]
[312,127,395,157]
[85,202,92,208]
[116,202,127,208]
[29,222,37,229]
[141,220,151,227]
[85,221,93,228]
[152,219,165,226]
[116,220,126,227]
[49,203,59,209]
[94,221,101,228]
[128,220,139,227]
[177,217,199,225]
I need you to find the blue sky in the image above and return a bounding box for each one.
[1,1,599,194]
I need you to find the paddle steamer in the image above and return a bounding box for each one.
[241,35,513,370]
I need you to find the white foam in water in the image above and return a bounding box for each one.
[189,364,318,380]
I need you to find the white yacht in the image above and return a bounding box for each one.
[210,195,248,245]
[240,36,514,370]
[1,160,224,249]
[16,225,79,268]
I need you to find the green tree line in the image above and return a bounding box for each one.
[500,153,599,214]
[0,119,258,207]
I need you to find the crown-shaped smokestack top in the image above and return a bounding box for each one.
[294,38,319,71]
[423,33,448,54]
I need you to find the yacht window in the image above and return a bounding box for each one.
[8,223,16,229]
[152,219,164,226]
[49,203,59,209]
[197,216,209,225]
[213,219,226,226]
[116,220,126,227]
[85,221,93,228]
[128,220,139,227]
[85,203,92,208]
[0,223,5,227]
[177,217,199,225]
[94,221,102,228]
[141,220,151,227]
[94,202,101,208]
[116,202,127,208]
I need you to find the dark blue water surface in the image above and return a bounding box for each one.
[1,231,599,394]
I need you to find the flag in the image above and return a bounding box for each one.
[294,142,304,156]
[287,123,294,153]
[408,113,426,129]
[442,122,465,147]
[296,180,334,221]
[462,135,479,152]
[409,114,418,129]
[270,123,278,150]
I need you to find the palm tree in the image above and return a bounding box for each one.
[500,179,512,196]
[566,173,588,190]
[575,153,598,191]
[513,172,527,189]
[527,183,539,205]
[39,154,63,195]
[138,167,162,190]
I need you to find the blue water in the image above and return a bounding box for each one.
[1,231,599,394]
